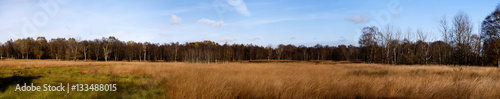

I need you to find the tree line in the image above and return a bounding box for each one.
[359,5,500,67]
[0,36,359,63]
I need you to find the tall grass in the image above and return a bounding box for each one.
[1,60,500,98]
[97,62,500,98]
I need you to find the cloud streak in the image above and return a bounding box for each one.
[219,37,237,42]
[249,36,261,41]
[170,15,182,24]
[197,18,225,27]
[345,14,370,23]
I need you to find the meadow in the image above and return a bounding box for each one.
[0,59,500,98]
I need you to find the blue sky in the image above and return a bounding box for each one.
[0,0,498,47]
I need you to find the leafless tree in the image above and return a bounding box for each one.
[276,44,284,60]
[439,15,451,64]
[103,38,112,62]
[67,38,80,61]
[382,25,394,64]
[452,11,474,65]
[266,45,273,61]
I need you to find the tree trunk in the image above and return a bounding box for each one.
[84,48,87,62]
[129,54,132,61]
[174,48,177,63]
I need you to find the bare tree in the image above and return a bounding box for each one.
[143,42,149,62]
[416,29,431,64]
[103,38,111,62]
[394,28,402,64]
[82,40,89,62]
[440,15,451,44]
[174,42,179,62]
[359,26,379,63]
[92,39,101,61]
[471,34,482,57]
[67,38,80,61]
[439,15,451,65]
[0,44,3,60]
[481,5,500,67]
[49,38,66,60]
[266,45,273,61]
[276,44,284,60]
[452,11,474,65]
[382,25,394,64]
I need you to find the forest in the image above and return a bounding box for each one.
[0,36,358,63]
[1,6,500,67]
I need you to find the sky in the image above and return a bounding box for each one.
[0,0,498,47]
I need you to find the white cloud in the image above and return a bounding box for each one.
[197,18,225,27]
[170,15,182,24]
[345,14,370,23]
[213,0,251,17]
[249,36,261,41]
[219,37,237,42]
[226,0,251,16]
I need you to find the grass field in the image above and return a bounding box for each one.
[0,59,500,98]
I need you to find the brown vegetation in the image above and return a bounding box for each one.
[2,60,500,98]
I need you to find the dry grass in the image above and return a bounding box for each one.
[2,60,500,98]
[0,59,119,68]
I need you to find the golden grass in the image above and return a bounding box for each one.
[1,60,500,98]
